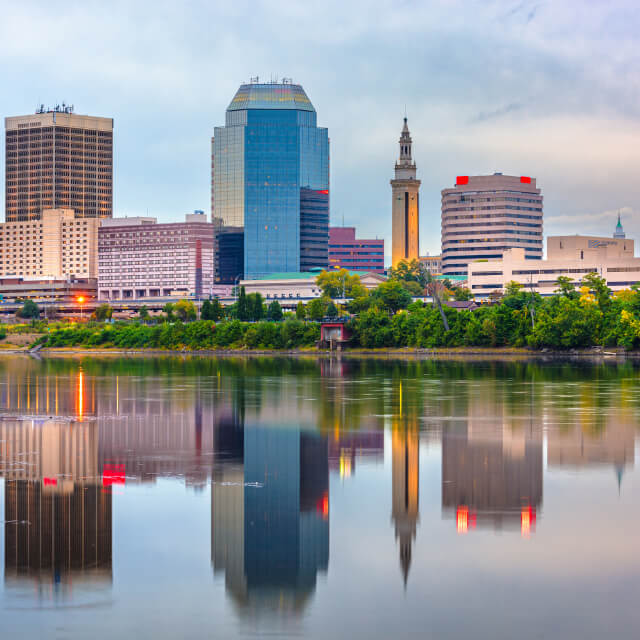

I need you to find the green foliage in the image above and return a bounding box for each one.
[163,302,175,322]
[174,299,197,322]
[93,303,113,321]
[296,301,306,320]
[236,286,250,321]
[0,327,6,340]
[453,287,473,301]
[138,305,151,322]
[316,269,365,298]
[370,280,412,313]
[17,299,40,319]
[247,293,265,321]
[267,300,283,322]
[307,298,326,321]
[388,259,426,287]
[326,301,339,318]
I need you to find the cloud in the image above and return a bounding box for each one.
[470,102,524,123]
[1,0,640,261]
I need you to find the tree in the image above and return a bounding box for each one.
[453,287,473,302]
[138,305,151,322]
[555,276,579,300]
[201,299,213,320]
[316,269,364,299]
[267,300,283,321]
[236,286,250,321]
[17,299,40,319]
[163,302,175,322]
[307,298,325,321]
[326,301,339,318]
[93,303,113,321]
[582,272,611,311]
[371,280,412,314]
[174,299,196,322]
[247,292,265,321]
[402,280,424,296]
[296,301,306,320]
[388,259,426,286]
[209,298,224,321]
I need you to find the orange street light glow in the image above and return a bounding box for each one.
[76,296,85,303]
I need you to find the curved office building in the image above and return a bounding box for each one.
[441,173,543,277]
[212,81,330,281]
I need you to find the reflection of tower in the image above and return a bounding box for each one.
[391,426,419,587]
[442,423,543,534]
[212,412,329,614]
[1,419,112,588]
[4,480,112,585]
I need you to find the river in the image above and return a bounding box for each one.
[0,355,638,639]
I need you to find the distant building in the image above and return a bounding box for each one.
[240,269,386,302]
[328,227,385,274]
[441,173,543,277]
[5,106,113,222]
[418,254,441,274]
[0,276,96,304]
[391,118,420,267]
[98,213,214,300]
[0,208,100,279]
[212,80,329,279]
[468,230,638,297]
[614,212,626,239]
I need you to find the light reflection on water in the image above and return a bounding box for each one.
[0,355,638,639]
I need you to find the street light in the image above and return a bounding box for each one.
[76,295,85,322]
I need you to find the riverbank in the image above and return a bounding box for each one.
[0,344,636,360]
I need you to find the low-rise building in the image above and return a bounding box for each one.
[0,208,100,279]
[468,227,639,297]
[329,227,385,274]
[0,276,97,305]
[98,213,214,300]
[418,254,441,274]
[240,270,386,302]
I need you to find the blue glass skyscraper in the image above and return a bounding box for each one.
[212,81,329,280]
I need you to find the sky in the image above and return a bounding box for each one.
[1,0,639,262]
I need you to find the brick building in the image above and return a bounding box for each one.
[328,227,385,274]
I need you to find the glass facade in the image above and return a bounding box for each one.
[213,83,329,278]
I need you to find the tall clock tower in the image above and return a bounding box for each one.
[391,118,421,268]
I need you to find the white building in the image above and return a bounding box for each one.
[469,226,639,297]
[240,271,386,302]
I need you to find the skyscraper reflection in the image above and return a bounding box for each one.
[441,405,543,535]
[212,394,329,616]
[0,419,112,590]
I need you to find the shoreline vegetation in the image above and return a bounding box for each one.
[4,262,640,356]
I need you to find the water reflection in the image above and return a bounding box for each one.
[0,419,111,594]
[0,356,638,638]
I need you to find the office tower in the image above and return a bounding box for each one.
[98,213,214,300]
[441,173,543,277]
[212,79,330,280]
[0,208,100,279]
[5,105,113,222]
[328,227,385,274]
[391,118,420,268]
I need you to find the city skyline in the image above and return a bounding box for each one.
[1,1,639,264]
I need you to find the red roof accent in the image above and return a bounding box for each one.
[520,176,532,183]
[456,176,469,185]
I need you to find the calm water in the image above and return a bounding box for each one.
[0,355,638,639]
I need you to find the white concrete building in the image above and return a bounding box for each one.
[240,271,386,302]
[468,230,639,297]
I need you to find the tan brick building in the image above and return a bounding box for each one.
[0,208,100,279]
[5,107,113,222]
